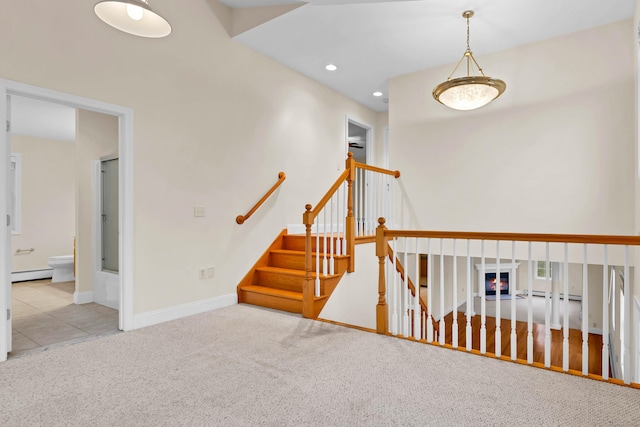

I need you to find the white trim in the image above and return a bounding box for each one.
[434,299,467,322]
[133,294,238,329]
[346,115,374,165]
[0,78,134,363]
[73,291,94,304]
[10,153,21,235]
[11,269,53,282]
[382,126,389,169]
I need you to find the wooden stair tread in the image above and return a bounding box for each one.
[271,249,349,258]
[241,285,302,300]
[256,265,341,278]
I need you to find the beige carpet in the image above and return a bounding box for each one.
[1,304,638,426]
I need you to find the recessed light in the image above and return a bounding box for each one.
[373,91,383,97]
[325,64,338,71]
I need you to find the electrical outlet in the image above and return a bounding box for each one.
[199,268,206,279]
[207,267,214,278]
[194,206,206,217]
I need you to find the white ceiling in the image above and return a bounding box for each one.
[220,0,636,112]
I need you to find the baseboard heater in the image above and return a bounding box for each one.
[12,269,53,283]
[530,290,582,302]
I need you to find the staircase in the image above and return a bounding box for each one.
[237,229,349,318]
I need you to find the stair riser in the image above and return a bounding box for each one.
[241,291,302,314]
[283,235,345,253]
[256,270,305,293]
[270,253,348,273]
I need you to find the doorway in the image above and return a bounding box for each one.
[0,79,134,362]
[347,118,372,165]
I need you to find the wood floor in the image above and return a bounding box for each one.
[440,311,604,376]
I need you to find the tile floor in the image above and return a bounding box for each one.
[10,279,119,357]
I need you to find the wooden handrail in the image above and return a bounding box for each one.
[236,172,286,224]
[306,169,350,222]
[354,161,400,178]
[379,226,640,246]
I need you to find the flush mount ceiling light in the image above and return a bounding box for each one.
[432,10,505,111]
[94,0,171,38]
[325,64,338,71]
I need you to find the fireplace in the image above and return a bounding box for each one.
[474,263,520,297]
[485,272,509,296]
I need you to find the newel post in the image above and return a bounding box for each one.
[302,204,315,318]
[376,217,388,334]
[346,152,356,272]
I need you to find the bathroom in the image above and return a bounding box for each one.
[9,96,120,355]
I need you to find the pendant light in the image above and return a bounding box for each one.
[94,0,172,38]
[433,10,505,111]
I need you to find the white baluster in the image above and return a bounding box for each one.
[336,185,342,256]
[322,209,327,278]
[527,242,533,364]
[623,246,631,384]
[602,245,609,380]
[354,168,360,236]
[466,240,472,351]
[452,239,458,349]
[480,241,486,355]
[427,238,434,342]
[414,237,421,340]
[545,291,551,368]
[563,243,569,372]
[495,241,501,358]
[403,238,409,337]
[386,251,392,334]
[439,239,445,346]
[315,216,320,297]
[581,244,589,376]
[329,197,335,275]
[510,240,517,361]
[391,237,398,336]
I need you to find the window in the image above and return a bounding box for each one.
[535,260,552,280]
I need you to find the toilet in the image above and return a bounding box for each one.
[48,255,75,283]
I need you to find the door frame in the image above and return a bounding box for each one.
[345,115,374,165]
[0,79,134,362]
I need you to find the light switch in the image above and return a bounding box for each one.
[194,206,206,217]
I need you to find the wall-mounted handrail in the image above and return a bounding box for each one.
[236,172,286,224]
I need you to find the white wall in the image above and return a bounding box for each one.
[389,20,635,235]
[319,243,378,330]
[11,135,75,272]
[0,0,382,316]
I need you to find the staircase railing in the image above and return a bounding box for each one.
[301,154,400,317]
[236,171,286,224]
[376,218,640,386]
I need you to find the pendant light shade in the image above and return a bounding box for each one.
[433,11,505,111]
[94,0,171,38]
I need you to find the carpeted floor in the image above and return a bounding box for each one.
[0,304,638,426]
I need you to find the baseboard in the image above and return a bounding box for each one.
[434,299,467,322]
[11,269,53,282]
[133,293,238,330]
[74,291,94,304]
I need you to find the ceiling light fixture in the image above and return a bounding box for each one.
[373,91,383,97]
[325,64,338,71]
[432,10,505,111]
[94,0,172,38]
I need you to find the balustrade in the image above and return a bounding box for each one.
[376,218,640,385]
